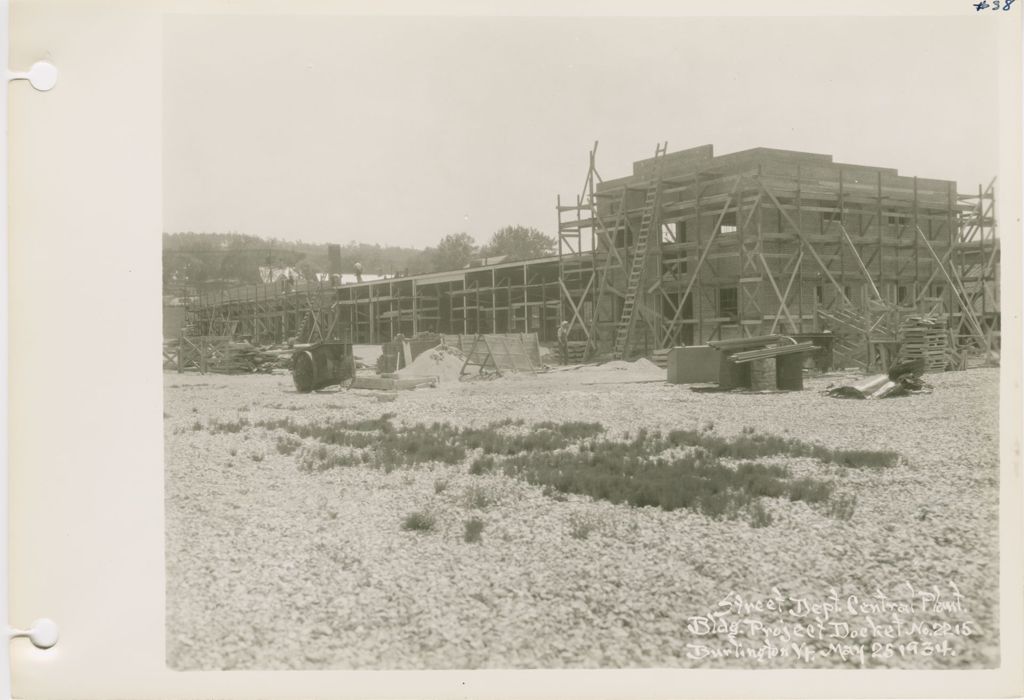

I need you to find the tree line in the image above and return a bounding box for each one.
[163,226,556,294]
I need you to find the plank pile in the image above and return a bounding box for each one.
[165,337,293,374]
[898,316,950,372]
[206,342,286,374]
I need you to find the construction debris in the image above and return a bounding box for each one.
[164,336,293,374]
[898,316,952,372]
[708,336,814,391]
[826,359,930,399]
[460,334,539,377]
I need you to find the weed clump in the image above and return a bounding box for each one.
[500,443,832,521]
[402,510,436,532]
[824,449,899,469]
[469,455,497,475]
[276,435,302,455]
[532,421,605,440]
[788,477,833,504]
[747,501,773,528]
[297,444,361,473]
[463,517,485,543]
[264,416,886,527]
[208,417,249,434]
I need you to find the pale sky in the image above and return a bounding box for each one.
[164,14,1002,249]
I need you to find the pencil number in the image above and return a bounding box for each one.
[973,0,1016,9]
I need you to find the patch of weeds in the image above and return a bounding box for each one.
[469,455,497,475]
[191,407,198,414]
[827,492,858,521]
[229,447,238,456]
[532,421,605,440]
[208,417,249,434]
[275,435,302,455]
[824,449,900,469]
[402,510,436,532]
[268,417,892,529]
[190,420,204,431]
[259,415,465,470]
[251,452,264,462]
[662,428,899,469]
[434,478,449,494]
[747,500,773,528]
[238,406,250,413]
[734,461,789,498]
[297,445,361,473]
[788,477,833,504]
[377,423,466,469]
[501,446,830,524]
[463,517,485,543]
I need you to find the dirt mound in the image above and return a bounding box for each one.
[631,358,663,373]
[396,344,466,383]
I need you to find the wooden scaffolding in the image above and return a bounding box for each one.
[555,142,1000,370]
[179,143,999,373]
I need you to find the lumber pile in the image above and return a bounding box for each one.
[206,342,284,374]
[164,337,294,374]
[897,316,950,373]
[566,341,587,364]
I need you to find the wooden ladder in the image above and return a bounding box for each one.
[612,142,667,359]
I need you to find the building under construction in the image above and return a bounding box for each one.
[182,143,1000,370]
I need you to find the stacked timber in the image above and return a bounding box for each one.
[566,341,587,364]
[164,337,293,374]
[207,342,285,374]
[650,348,670,369]
[897,316,950,372]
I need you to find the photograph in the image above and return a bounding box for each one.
[159,10,1009,673]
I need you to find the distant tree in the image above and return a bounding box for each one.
[432,232,477,272]
[480,225,555,262]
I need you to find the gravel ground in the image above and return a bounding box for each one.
[165,364,1000,670]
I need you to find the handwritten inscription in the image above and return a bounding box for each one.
[686,581,976,666]
[974,0,1015,11]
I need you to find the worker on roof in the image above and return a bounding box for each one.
[354,262,363,283]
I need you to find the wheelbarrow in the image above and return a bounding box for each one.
[291,341,356,393]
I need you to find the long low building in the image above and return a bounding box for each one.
[182,144,999,369]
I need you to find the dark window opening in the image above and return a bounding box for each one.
[897,286,909,305]
[815,285,824,304]
[718,287,738,318]
[886,210,907,227]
